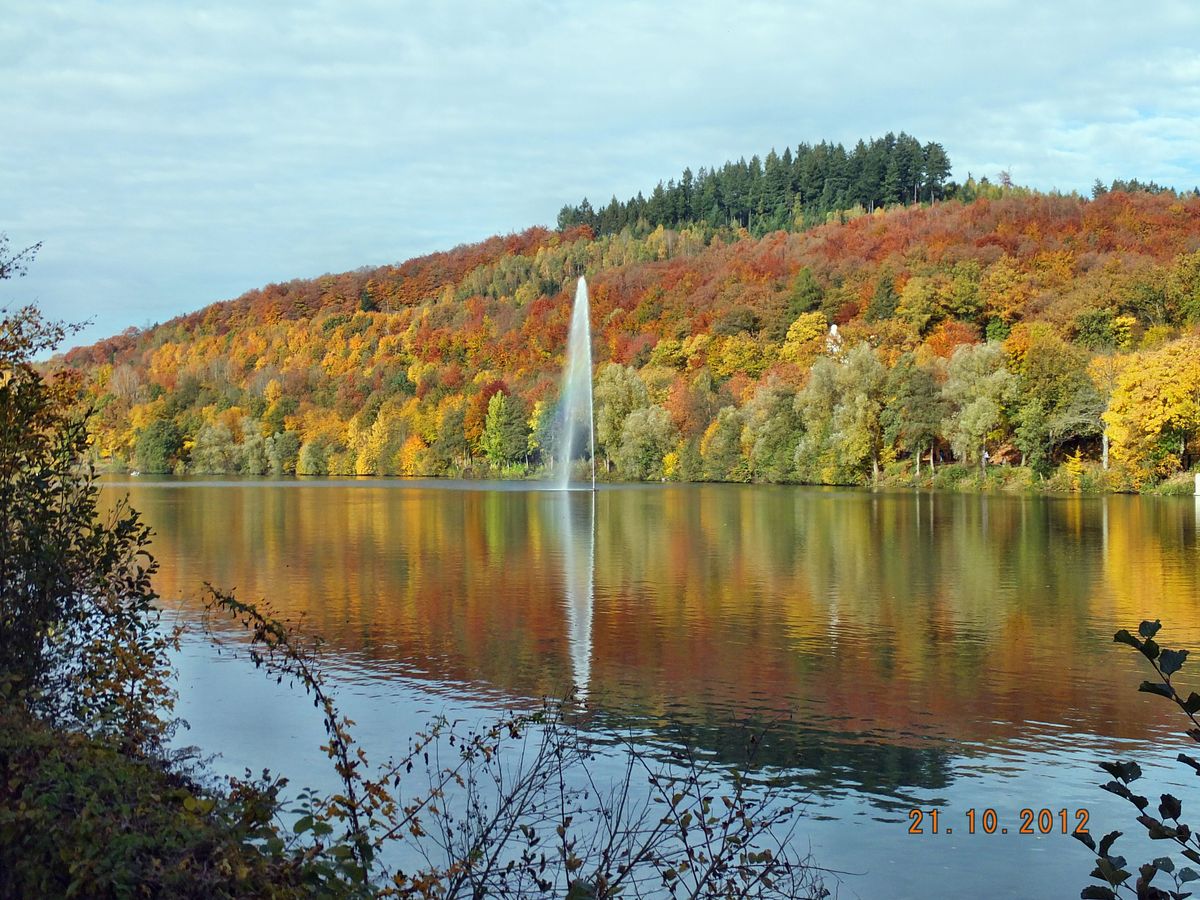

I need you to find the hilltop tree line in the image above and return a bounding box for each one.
[557,133,953,236]
[1093,177,1200,199]
[60,187,1200,492]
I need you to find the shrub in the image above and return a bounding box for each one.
[1,306,177,754]
[0,704,321,898]
[1148,472,1199,497]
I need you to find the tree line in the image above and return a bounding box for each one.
[557,132,952,236]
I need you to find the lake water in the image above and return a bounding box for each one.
[101,478,1200,898]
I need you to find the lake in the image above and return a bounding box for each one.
[101,478,1200,898]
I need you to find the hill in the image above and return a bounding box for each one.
[62,187,1200,489]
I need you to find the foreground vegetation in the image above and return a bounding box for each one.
[1079,620,1200,898]
[3,251,829,895]
[0,704,322,897]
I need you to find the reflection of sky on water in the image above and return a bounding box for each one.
[117,479,1200,899]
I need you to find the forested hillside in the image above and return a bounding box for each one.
[64,181,1200,490]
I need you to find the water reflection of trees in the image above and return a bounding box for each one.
[112,481,1200,799]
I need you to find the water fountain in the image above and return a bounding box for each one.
[555,276,596,698]
[555,276,596,492]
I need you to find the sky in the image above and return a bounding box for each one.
[3,0,1200,349]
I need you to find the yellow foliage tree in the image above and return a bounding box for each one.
[981,256,1034,324]
[1104,335,1200,483]
[779,312,827,365]
[396,434,428,476]
[710,334,773,378]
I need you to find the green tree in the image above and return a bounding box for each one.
[895,276,942,334]
[190,422,237,474]
[882,353,946,477]
[1166,249,1200,325]
[865,272,898,322]
[614,406,677,480]
[526,399,553,468]
[1010,333,1103,474]
[265,430,300,475]
[594,364,649,472]
[787,267,824,319]
[830,344,889,481]
[922,142,952,200]
[794,345,887,483]
[742,378,802,482]
[793,357,841,483]
[480,391,528,466]
[430,401,469,473]
[700,406,746,481]
[134,419,183,473]
[297,437,333,475]
[943,342,1017,474]
[240,419,268,475]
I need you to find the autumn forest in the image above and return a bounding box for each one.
[62,134,1200,491]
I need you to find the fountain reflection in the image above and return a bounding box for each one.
[559,490,595,699]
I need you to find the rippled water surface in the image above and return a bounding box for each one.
[102,478,1200,898]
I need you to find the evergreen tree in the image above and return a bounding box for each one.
[553,132,951,238]
[865,273,899,322]
[787,268,825,319]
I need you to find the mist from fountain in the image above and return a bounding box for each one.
[555,276,595,491]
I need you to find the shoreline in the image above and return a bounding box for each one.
[96,465,1199,497]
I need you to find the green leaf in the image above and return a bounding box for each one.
[1140,681,1174,699]
[1183,694,1200,715]
[294,815,314,834]
[1080,888,1118,899]
[1140,620,1163,640]
[1142,639,1161,661]
[1180,753,1200,775]
[1161,649,1189,676]
[1153,857,1175,874]
[1073,831,1097,851]
[1180,867,1200,883]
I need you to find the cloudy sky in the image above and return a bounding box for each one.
[3,1,1199,348]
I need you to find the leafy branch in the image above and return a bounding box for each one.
[1079,620,1200,899]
